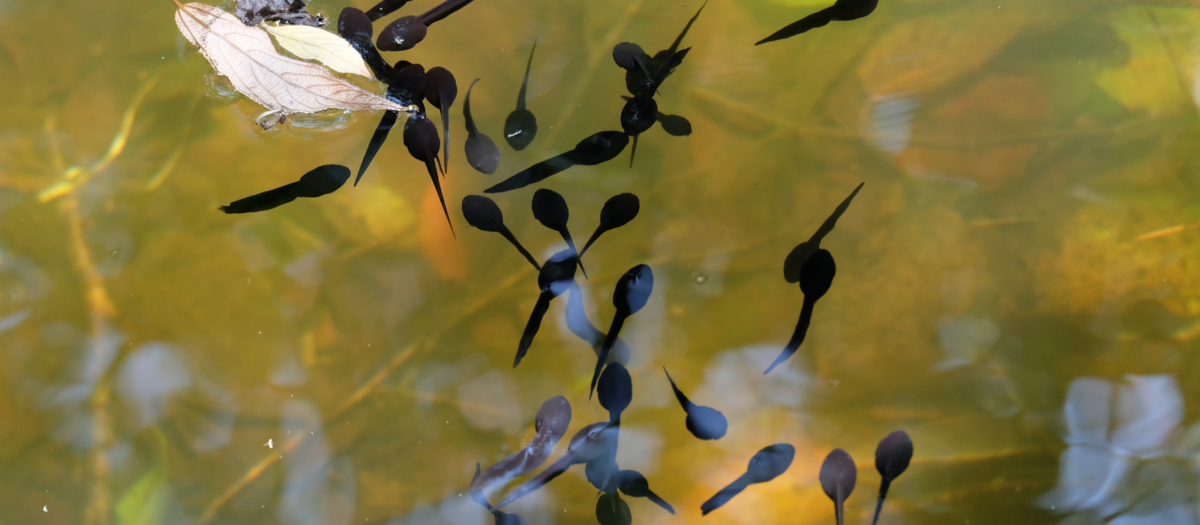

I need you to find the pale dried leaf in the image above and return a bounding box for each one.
[263,23,372,78]
[174,2,412,118]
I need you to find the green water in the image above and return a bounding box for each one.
[4,0,1200,523]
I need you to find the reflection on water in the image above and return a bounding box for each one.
[5,0,1200,523]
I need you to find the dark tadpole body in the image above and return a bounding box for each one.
[337,7,393,80]
[624,3,705,97]
[470,396,572,500]
[220,165,350,213]
[597,362,632,422]
[424,67,457,176]
[663,367,727,440]
[504,41,539,151]
[820,448,857,525]
[617,469,674,514]
[656,112,692,136]
[463,79,500,175]
[589,265,654,399]
[531,188,587,276]
[514,249,578,367]
[494,422,620,508]
[364,0,412,21]
[376,0,476,51]
[404,114,453,235]
[620,97,657,167]
[356,110,397,186]
[580,193,639,256]
[595,492,631,525]
[756,0,878,45]
[700,443,795,515]
[357,64,427,185]
[461,195,541,271]
[783,182,862,283]
[484,131,629,193]
[765,248,836,374]
[872,430,913,525]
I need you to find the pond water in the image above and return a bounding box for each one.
[3,0,1200,523]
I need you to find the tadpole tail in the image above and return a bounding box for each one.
[425,158,455,237]
[662,367,692,410]
[494,454,573,509]
[628,134,639,168]
[516,40,537,111]
[764,299,813,374]
[871,479,892,525]
[500,229,541,271]
[579,226,605,257]
[515,293,552,367]
[700,474,750,516]
[755,6,836,45]
[590,314,626,399]
[357,110,399,186]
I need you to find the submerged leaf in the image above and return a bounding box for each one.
[263,23,372,77]
[174,2,414,124]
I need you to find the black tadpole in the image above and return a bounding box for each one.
[700,443,794,515]
[484,131,629,193]
[663,367,727,440]
[463,79,500,175]
[424,67,457,176]
[461,195,541,271]
[355,110,398,186]
[617,470,674,514]
[514,249,578,367]
[580,193,639,256]
[589,265,654,399]
[403,114,453,235]
[620,97,657,167]
[364,0,412,21]
[595,492,632,525]
[783,182,862,283]
[872,430,913,525]
[756,0,878,45]
[504,41,539,151]
[820,448,857,525]
[376,0,476,51]
[493,422,619,508]
[765,248,836,374]
[337,7,393,80]
[597,362,632,422]
[220,165,350,213]
[531,188,586,276]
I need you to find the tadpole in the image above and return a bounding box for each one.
[355,110,397,186]
[565,282,632,365]
[783,182,862,283]
[403,115,453,234]
[595,492,632,525]
[424,67,457,176]
[356,63,427,185]
[461,195,541,271]
[620,97,657,167]
[337,7,393,80]
[364,0,412,21]
[463,79,500,175]
[625,2,705,97]
[484,131,629,193]
[617,470,674,515]
[376,0,476,51]
[220,165,350,213]
[663,367,727,440]
[580,193,639,256]
[531,188,586,275]
[504,41,539,151]
[819,448,857,525]
[765,248,836,374]
[470,396,572,498]
[589,264,654,399]
[514,249,578,368]
[700,443,795,515]
[494,422,620,508]
[756,0,878,45]
[872,430,913,525]
[656,112,692,136]
[597,362,632,422]
[612,42,652,78]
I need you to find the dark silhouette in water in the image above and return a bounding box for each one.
[663,367,727,440]
[700,444,795,515]
[493,422,621,508]
[589,264,654,399]
[424,67,457,175]
[766,248,836,374]
[617,469,674,514]
[504,41,539,151]
[595,493,631,525]
[461,195,541,270]
[872,430,913,525]
[470,396,572,500]
[484,131,629,193]
[656,111,692,136]
[514,249,578,367]
[597,362,632,422]
[463,79,500,175]
[756,0,878,45]
[356,63,428,185]
[580,193,639,256]
[404,114,453,234]
[364,0,410,21]
[784,182,862,283]
[820,448,857,525]
[531,188,589,276]
[220,165,349,213]
[376,0,476,51]
[337,7,393,80]
[565,283,632,364]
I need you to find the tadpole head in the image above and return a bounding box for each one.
[599,193,640,230]
[613,264,653,314]
[799,249,836,299]
[461,195,506,233]
[388,63,427,107]
[535,395,572,438]
[377,15,428,51]
[597,362,633,416]
[657,113,692,136]
[819,448,857,502]
[294,164,351,198]
[686,405,727,440]
[424,66,457,110]
[465,134,500,175]
[875,430,913,482]
[531,188,570,232]
[337,7,373,39]
[612,42,648,70]
[620,97,658,136]
[746,443,795,482]
[504,110,538,151]
[402,115,439,161]
[568,131,629,166]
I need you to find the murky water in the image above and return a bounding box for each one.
[4,0,1200,523]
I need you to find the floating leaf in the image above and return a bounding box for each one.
[173,2,414,125]
[263,23,372,78]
